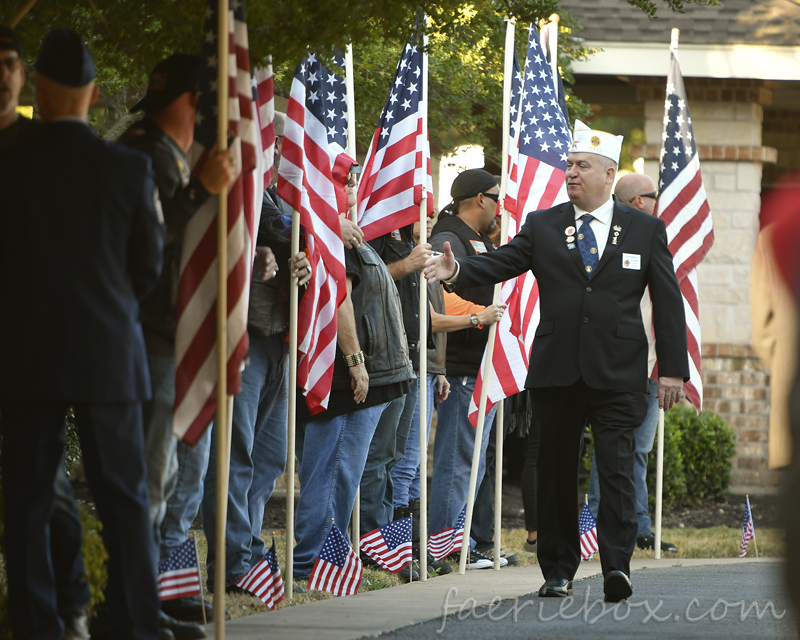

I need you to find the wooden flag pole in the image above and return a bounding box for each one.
[344,44,361,550]
[213,0,231,634]
[418,20,430,582]
[286,210,300,599]
[654,407,665,560]
[458,17,516,575]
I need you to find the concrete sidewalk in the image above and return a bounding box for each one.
[208,557,784,640]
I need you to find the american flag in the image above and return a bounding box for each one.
[356,33,434,242]
[254,64,275,189]
[469,26,571,426]
[173,0,266,444]
[739,496,756,558]
[277,53,352,413]
[359,517,413,573]
[307,523,363,596]
[235,538,285,608]
[654,51,714,412]
[579,503,599,561]
[157,538,202,601]
[428,504,466,561]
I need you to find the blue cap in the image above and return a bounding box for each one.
[35,29,96,87]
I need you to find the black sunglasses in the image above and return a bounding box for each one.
[481,191,499,202]
[630,192,658,203]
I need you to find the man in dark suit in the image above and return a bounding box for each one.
[425,121,689,603]
[0,30,166,640]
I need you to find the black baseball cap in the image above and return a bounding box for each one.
[131,54,202,113]
[35,29,96,87]
[450,168,498,202]
[0,26,21,55]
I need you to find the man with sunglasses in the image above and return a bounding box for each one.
[585,172,678,554]
[427,169,508,569]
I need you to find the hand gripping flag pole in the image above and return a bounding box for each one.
[458,16,517,574]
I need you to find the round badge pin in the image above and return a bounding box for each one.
[565,226,576,236]
[566,235,575,243]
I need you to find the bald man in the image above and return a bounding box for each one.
[585,172,678,554]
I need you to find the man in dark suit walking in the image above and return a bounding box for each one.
[425,121,689,603]
[0,30,166,640]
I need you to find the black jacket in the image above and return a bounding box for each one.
[430,213,494,377]
[0,121,164,402]
[452,199,690,392]
[118,118,210,355]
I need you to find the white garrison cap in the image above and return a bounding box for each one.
[570,119,623,164]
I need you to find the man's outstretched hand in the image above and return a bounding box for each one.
[424,241,458,283]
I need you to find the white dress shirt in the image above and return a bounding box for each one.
[573,196,615,260]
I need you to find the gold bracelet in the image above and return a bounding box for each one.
[344,350,365,367]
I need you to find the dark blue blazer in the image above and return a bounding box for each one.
[453,199,690,393]
[0,120,164,402]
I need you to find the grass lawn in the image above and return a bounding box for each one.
[197,526,783,619]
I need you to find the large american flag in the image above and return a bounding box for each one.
[254,64,275,189]
[157,538,202,601]
[654,51,713,412]
[277,53,352,413]
[357,34,433,241]
[173,0,267,444]
[235,537,285,608]
[579,503,599,561]
[739,496,756,558]
[307,522,363,596]
[469,26,571,426]
[428,504,466,561]
[359,517,413,573]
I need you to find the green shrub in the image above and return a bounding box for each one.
[80,507,109,612]
[646,412,687,511]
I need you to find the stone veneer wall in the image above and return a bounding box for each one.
[701,343,778,494]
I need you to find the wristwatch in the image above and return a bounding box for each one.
[469,313,479,328]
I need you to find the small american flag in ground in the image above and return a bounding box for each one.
[428,504,466,561]
[356,30,433,242]
[360,517,413,573]
[157,538,202,601]
[739,497,756,558]
[235,538,284,608]
[579,503,599,561]
[308,523,362,596]
[654,50,714,412]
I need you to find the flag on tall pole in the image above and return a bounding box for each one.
[356,32,433,241]
[172,0,261,445]
[654,46,713,412]
[468,25,571,426]
[739,496,756,558]
[277,53,354,413]
[254,63,275,189]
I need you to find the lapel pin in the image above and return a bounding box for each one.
[611,237,618,245]
[566,235,575,243]
[565,226,576,236]
[613,225,622,232]
[567,243,576,250]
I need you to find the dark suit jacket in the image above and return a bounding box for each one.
[0,120,164,403]
[453,199,690,393]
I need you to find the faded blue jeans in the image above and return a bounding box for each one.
[203,333,289,585]
[429,375,496,535]
[293,403,386,580]
[391,372,437,507]
[588,378,659,536]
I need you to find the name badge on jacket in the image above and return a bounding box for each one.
[470,240,488,254]
[622,253,641,270]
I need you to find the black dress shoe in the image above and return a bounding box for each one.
[161,595,213,622]
[159,610,207,640]
[537,578,573,597]
[604,570,633,603]
[637,532,677,552]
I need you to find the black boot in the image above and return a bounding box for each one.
[393,505,409,522]
[408,499,421,545]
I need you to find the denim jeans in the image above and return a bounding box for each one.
[142,355,178,548]
[293,403,386,580]
[359,382,416,536]
[391,373,436,507]
[429,375,496,535]
[588,378,659,535]
[159,427,211,562]
[203,333,289,585]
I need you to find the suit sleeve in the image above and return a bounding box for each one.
[647,219,690,381]
[129,157,166,300]
[452,217,535,291]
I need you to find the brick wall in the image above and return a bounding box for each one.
[701,343,778,494]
